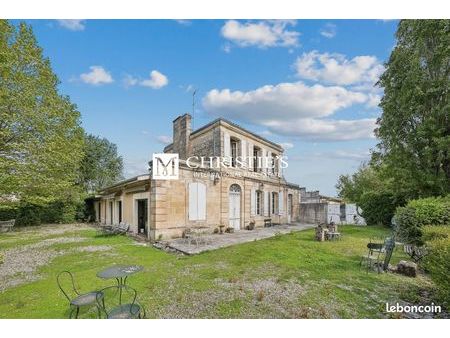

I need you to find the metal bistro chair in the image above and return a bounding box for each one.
[57,271,103,319]
[97,285,146,319]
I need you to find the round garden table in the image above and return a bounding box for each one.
[97,265,143,305]
[97,265,143,286]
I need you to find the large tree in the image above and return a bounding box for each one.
[374,20,450,199]
[79,134,123,193]
[0,20,84,203]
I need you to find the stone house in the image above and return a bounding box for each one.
[95,114,301,240]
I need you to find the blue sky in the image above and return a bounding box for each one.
[17,19,399,196]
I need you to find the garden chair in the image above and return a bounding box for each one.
[0,219,15,232]
[96,285,145,319]
[404,244,428,263]
[57,271,103,319]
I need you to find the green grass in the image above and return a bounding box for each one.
[0,224,436,318]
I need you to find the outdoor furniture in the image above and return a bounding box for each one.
[97,265,143,306]
[404,244,428,263]
[98,223,129,236]
[264,218,272,227]
[57,271,103,319]
[360,237,396,273]
[0,219,15,232]
[327,232,341,241]
[184,227,212,247]
[96,285,145,319]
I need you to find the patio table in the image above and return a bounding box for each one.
[97,265,143,304]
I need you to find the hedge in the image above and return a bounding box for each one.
[359,191,399,226]
[394,195,450,244]
[0,199,85,226]
[421,226,450,310]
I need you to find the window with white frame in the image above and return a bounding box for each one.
[256,190,263,215]
[188,182,206,221]
[271,192,279,214]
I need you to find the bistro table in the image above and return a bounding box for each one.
[97,265,143,304]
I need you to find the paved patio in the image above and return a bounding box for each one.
[160,223,315,255]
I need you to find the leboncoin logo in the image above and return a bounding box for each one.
[152,153,179,180]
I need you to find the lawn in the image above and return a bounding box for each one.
[0,224,437,318]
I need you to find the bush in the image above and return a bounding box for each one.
[394,195,450,244]
[359,191,398,226]
[0,204,18,221]
[395,207,423,245]
[15,202,43,226]
[12,198,84,227]
[421,226,450,309]
[408,196,450,226]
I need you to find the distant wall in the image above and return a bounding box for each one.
[299,203,328,224]
[299,202,366,225]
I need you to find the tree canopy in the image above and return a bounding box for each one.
[0,20,84,203]
[79,134,124,193]
[337,20,449,223]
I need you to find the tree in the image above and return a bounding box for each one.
[374,20,450,199]
[0,20,84,203]
[79,134,123,193]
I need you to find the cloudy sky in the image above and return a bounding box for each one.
[18,19,398,196]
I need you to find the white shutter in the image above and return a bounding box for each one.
[188,183,198,220]
[250,188,256,216]
[279,191,284,215]
[241,139,247,168]
[267,151,272,175]
[224,131,231,155]
[264,191,269,216]
[248,142,253,170]
[197,183,206,220]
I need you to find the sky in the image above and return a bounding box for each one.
[16,19,399,196]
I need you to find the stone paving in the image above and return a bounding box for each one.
[161,223,315,255]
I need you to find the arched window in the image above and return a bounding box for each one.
[230,184,241,193]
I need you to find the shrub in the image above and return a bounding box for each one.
[408,196,450,226]
[15,202,43,226]
[395,207,424,245]
[359,191,398,226]
[0,204,18,221]
[394,195,450,244]
[421,226,450,309]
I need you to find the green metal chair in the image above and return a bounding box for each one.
[57,271,103,319]
[96,285,145,319]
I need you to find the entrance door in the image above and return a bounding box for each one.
[137,199,148,234]
[229,184,241,230]
[287,194,293,223]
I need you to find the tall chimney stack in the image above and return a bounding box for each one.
[172,113,192,159]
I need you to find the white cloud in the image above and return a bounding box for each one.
[156,135,173,145]
[80,66,114,85]
[123,158,149,178]
[320,23,337,38]
[203,82,367,122]
[265,118,376,141]
[203,81,375,141]
[294,50,384,86]
[280,142,294,150]
[221,20,300,49]
[122,70,169,90]
[175,20,191,26]
[57,20,86,31]
[140,70,169,89]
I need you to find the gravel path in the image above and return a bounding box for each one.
[0,236,88,291]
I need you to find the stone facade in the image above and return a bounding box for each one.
[96,114,301,240]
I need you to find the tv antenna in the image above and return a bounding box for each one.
[192,88,197,129]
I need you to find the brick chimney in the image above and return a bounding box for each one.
[172,114,192,159]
